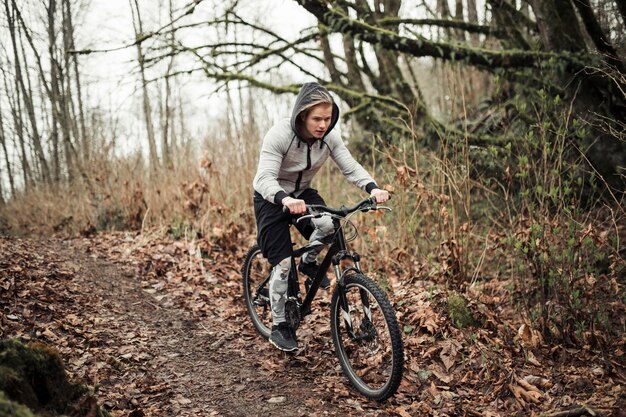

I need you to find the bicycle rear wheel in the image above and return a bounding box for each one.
[330,273,404,400]
[242,244,272,339]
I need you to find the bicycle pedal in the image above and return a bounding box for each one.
[254,287,270,307]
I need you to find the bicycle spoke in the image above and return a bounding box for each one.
[243,245,273,339]
[343,290,392,384]
[331,274,403,400]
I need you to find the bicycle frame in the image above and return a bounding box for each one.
[244,197,403,400]
[291,215,362,320]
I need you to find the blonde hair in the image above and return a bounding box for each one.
[299,90,334,118]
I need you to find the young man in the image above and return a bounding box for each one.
[253,82,389,351]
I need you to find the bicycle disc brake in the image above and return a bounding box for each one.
[284,297,301,330]
[355,319,378,344]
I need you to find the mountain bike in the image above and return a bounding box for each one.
[242,197,404,400]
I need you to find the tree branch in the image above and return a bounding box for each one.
[295,0,583,73]
[377,17,505,37]
[572,0,626,75]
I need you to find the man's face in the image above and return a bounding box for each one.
[302,103,333,139]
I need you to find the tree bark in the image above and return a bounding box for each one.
[1,62,30,189]
[436,0,454,40]
[48,0,63,182]
[130,0,159,171]
[161,0,176,169]
[528,0,585,52]
[63,0,88,162]
[6,0,51,185]
[454,0,465,42]
[0,129,15,198]
[0,100,15,199]
[529,0,626,191]
[295,0,579,72]
[319,32,342,84]
[572,0,625,74]
[467,0,480,46]
[487,0,532,49]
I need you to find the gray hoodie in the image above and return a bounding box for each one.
[253,83,378,204]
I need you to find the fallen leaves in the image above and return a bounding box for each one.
[439,339,461,372]
[518,321,542,350]
[2,234,625,417]
[508,380,543,408]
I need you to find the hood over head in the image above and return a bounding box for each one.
[290,82,340,139]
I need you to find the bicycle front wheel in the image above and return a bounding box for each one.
[330,273,404,401]
[242,244,272,339]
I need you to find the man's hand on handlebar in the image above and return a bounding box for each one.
[370,188,389,204]
[282,196,307,214]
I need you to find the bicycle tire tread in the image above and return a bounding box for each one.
[242,244,271,339]
[330,273,404,401]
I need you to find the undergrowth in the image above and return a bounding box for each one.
[0,91,624,351]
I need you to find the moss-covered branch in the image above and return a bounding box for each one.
[487,0,537,31]
[295,0,587,72]
[377,17,505,37]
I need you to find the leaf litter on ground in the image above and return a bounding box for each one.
[1,233,624,416]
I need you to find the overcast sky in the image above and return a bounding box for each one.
[74,0,316,152]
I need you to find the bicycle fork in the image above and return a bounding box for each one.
[334,253,374,341]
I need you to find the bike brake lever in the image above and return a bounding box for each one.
[360,201,378,212]
[296,214,317,223]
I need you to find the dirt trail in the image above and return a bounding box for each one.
[5,236,622,417]
[1,237,387,416]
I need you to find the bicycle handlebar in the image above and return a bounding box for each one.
[283,196,379,216]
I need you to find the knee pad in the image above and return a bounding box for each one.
[313,216,334,238]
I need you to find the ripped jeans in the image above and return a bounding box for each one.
[269,215,333,325]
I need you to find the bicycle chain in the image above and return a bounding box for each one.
[284,297,302,330]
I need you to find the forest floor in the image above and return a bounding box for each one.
[1,234,624,417]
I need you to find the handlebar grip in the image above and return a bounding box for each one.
[283,204,312,214]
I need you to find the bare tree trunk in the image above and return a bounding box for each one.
[47,0,76,182]
[160,0,175,169]
[177,95,187,154]
[370,0,429,123]
[130,0,159,172]
[437,0,454,40]
[61,0,80,159]
[47,0,62,182]
[529,0,585,51]
[0,128,15,197]
[529,0,626,192]
[0,101,15,199]
[488,0,531,49]
[6,0,51,185]
[319,33,342,84]
[1,64,31,189]
[467,0,480,46]
[455,0,466,41]
[573,0,625,74]
[63,0,88,162]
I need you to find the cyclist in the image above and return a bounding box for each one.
[253,82,389,351]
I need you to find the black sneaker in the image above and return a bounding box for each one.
[269,323,298,352]
[299,261,331,290]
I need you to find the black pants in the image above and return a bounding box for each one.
[253,189,326,266]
